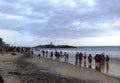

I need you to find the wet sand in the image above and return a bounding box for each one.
[109,58,120,78]
[0,53,120,83]
[27,55,120,83]
[46,55,120,78]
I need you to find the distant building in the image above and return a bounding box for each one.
[50,42,53,45]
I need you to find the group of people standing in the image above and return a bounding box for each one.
[38,50,69,62]
[95,54,109,72]
[11,47,110,73]
[75,52,109,72]
[33,49,110,73]
[75,52,93,66]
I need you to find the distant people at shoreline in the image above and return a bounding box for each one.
[64,52,69,62]
[94,53,109,72]
[17,48,110,73]
[106,55,109,73]
[79,52,83,66]
[50,51,53,59]
[83,52,87,67]
[75,52,79,65]
[88,54,92,68]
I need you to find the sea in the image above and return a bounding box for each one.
[36,46,120,57]
[34,46,120,65]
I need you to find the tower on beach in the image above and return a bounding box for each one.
[50,42,53,45]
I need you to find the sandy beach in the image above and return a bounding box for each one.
[0,53,23,83]
[0,53,120,83]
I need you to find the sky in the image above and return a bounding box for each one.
[0,0,120,47]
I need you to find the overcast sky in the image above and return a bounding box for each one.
[0,0,120,46]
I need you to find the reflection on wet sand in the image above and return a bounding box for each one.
[106,62,109,73]
[88,64,92,69]
[74,58,110,74]
[84,61,86,67]
[79,61,82,66]
[95,62,109,73]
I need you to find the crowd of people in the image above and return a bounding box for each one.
[39,50,69,62]
[74,52,109,72]
[75,52,109,65]
[1,46,109,73]
[35,49,110,73]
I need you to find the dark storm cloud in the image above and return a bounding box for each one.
[0,0,120,38]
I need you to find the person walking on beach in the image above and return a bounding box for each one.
[42,50,45,58]
[66,53,69,62]
[98,55,101,65]
[45,50,48,58]
[79,52,83,66]
[75,52,79,65]
[50,51,53,59]
[95,54,99,66]
[101,53,105,71]
[83,52,87,67]
[88,54,92,66]
[106,55,109,73]
[101,53,105,65]
[64,52,67,62]
[95,54,102,72]
[57,52,60,61]
[106,55,109,62]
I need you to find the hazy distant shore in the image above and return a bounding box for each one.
[0,53,120,83]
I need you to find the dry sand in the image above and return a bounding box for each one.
[0,53,23,83]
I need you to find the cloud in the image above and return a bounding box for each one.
[0,0,120,46]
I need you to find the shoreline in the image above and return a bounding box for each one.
[0,53,120,83]
[27,54,120,83]
[15,54,97,83]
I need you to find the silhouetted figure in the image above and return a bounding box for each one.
[88,54,92,65]
[38,54,41,59]
[31,50,33,55]
[75,52,79,66]
[57,52,60,61]
[106,55,109,62]
[55,51,57,60]
[42,50,45,58]
[83,52,87,67]
[79,52,83,66]
[101,53,105,64]
[50,51,53,59]
[46,50,48,58]
[101,53,105,71]
[98,54,102,65]
[64,52,66,62]
[106,55,109,73]
[95,54,99,66]
[64,52,67,62]
[66,53,69,62]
